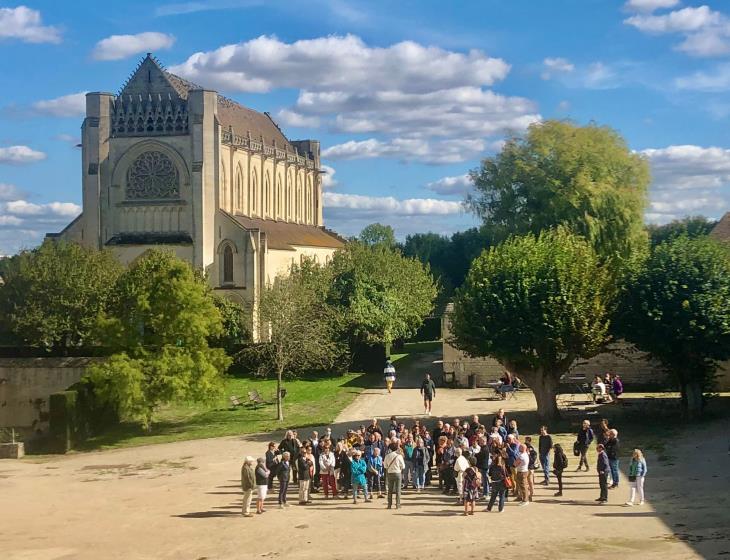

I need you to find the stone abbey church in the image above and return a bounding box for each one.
[50,54,344,327]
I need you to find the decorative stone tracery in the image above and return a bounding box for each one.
[126,151,179,199]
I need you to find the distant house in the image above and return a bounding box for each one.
[710,212,730,242]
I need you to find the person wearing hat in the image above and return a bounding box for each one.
[350,449,370,504]
[241,456,256,517]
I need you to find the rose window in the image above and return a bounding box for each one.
[126,151,179,199]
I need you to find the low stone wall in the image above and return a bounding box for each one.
[0,357,100,436]
[441,310,730,391]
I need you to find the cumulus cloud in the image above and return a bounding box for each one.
[541,57,574,79]
[624,0,680,12]
[92,32,176,61]
[0,199,82,255]
[625,5,730,57]
[0,145,46,165]
[275,109,320,128]
[426,174,473,197]
[170,34,510,94]
[640,144,730,223]
[322,137,495,164]
[324,192,463,218]
[32,92,87,117]
[0,6,61,43]
[0,183,26,201]
[676,62,730,90]
[320,165,337,190]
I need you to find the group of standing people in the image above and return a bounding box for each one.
[240,410,648,517]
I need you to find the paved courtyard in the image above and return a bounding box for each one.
[1,354,728,560]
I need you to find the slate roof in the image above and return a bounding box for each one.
[710,212,730,242]
[225,213,345,251]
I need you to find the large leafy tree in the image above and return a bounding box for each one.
[467,120,650,263]
[329,242,437,350]
[245,260,347,421]
[0,241,122,352]
[85,250,230,429]
[646,216,717,246]
[451,229,614,420]
[359,223,397,248]
[617,236,730,419]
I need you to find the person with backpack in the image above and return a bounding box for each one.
[384,358,396,393]
[576,420,594,471]
[384,442,406,509]
[462,456,480,515]
[553,443,568,496]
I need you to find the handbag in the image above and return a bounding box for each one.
[504,476,514,489]
[573,441,581,457]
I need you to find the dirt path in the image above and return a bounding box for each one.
[1,363,727,560]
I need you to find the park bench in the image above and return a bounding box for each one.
[247,390,265,408]
[230,395,243,407]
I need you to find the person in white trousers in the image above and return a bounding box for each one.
[626,449,647,506]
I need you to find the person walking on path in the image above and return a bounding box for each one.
[486,455,508,512]
[605,428,620,488]
[255,457,270,515]
[241,456,256,518]
[384,358,396,393]
[552,443,568,497]
[384,442,405,509]
[277,452,292,508]
[538,426,553,485]
[596,444,609,503]
[576,420,595,471]
[420,373,436,416]
[350,450,370,504]
[626,449,647,506]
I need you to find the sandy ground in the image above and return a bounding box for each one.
[1,352,728,560]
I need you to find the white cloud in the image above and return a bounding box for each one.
[32,92,87,117]
[0,145,46,165]
[624,0,680,12]
[322,137,496,164]
[55,134,82,147]
[625,5,730,57]
[92,32,176,61]
[541,57,574,79]
[676,62,730,90]
[0,199,82,255]
[0,6,61,44]
[170,34,510,94]
[320,165,337,190]
[275,109,320,128]
[426,174,472,197]
[640,144,730,223]
[0,183,26,201]
[324,192,463,218]
[4,200,81,217]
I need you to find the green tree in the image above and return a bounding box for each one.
[646,216,717,246]
[329,242,437,351]
[617,236,730,418]
[450,229,614,420]
[210,296,250,354]
[245,260,347,421]
[467,120,650,263]
[0,241,122,352]
[85,250,230,429]
[359,223,396,248]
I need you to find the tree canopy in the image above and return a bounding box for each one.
[329,242,437,349]
[467,120,650,263]
[0,240,122,352]
[617,235,730,418]
[450,228,614,420]
[359,223,397,248]
[646,216,717,246]
[85,250,230,429]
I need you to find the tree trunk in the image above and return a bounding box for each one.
[683,380,703,421]
[276,367,284,422]
[519,370,560,422]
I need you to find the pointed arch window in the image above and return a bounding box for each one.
[223,245,234,285]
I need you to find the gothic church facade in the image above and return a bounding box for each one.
[50,54,344,330]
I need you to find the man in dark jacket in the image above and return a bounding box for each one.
[420,373,437,416]
[538,426,553,485]
[475,436,491,499]
[277,452,292,507]
[576,420,595,471]
[279,430,301,483]
[265,442,279,490]
[596,444,609,503]
[605,428,620,488]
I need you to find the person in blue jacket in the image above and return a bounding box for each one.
[350,449,370,504]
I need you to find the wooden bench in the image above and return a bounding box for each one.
[247,390,265,408]
[230,395,243,407]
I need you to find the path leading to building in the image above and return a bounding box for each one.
[1,352,728,560]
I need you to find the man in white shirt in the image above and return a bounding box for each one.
[515,444,530,506]
[383,442,406,509]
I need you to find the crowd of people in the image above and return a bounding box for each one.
[239,410,648,517]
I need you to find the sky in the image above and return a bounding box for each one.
[1,0,729,255]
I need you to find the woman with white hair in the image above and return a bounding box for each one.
[625,449,648,506]
[255,457,270,514]
[453,447,470,504]
[241,456,256,517]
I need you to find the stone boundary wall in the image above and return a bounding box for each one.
[0,357,101,436]
[442,309,730,391]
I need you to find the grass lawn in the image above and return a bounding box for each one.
[77,373,368,452]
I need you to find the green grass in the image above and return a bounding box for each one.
[390,340,441,368]
[77,373,369,452]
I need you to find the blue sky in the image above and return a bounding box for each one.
[1,0,729,254]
